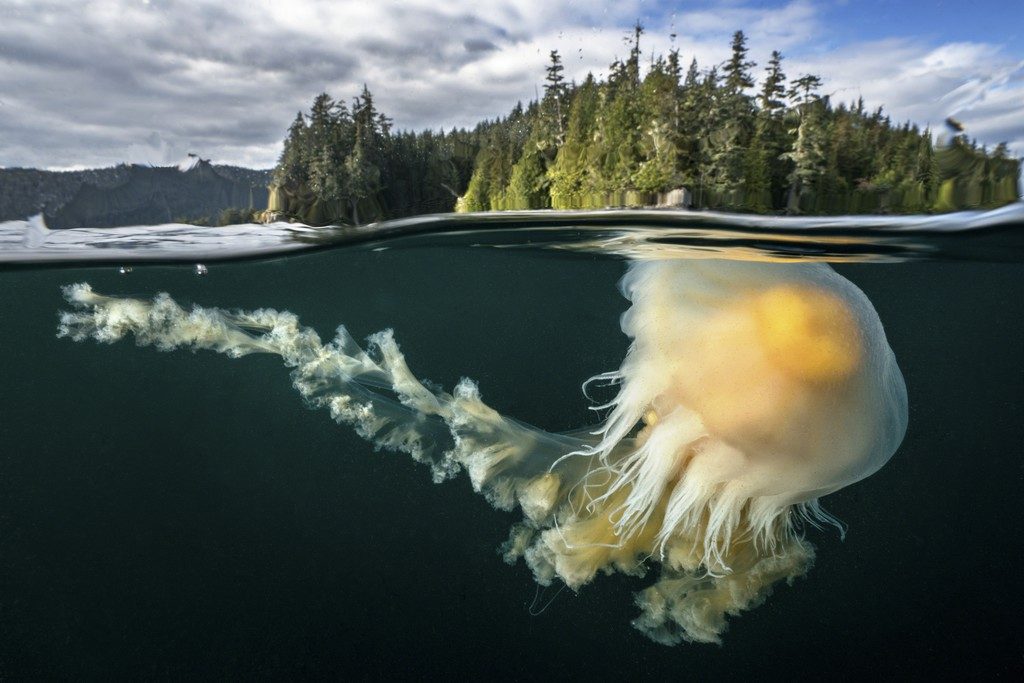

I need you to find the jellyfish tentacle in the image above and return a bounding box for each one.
[57,283,595,509]
[633,533,816,645]
[580,370,623,402]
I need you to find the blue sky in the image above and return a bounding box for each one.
[0,0,1021,169]
[640,0,1023,49]
[823,0,1022,47]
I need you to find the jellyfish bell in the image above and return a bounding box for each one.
[57,257,907,646]
[608,259,906,509]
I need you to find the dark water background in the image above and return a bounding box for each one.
[1,242,1022,678]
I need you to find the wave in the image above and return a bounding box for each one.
[3,203,1024,266]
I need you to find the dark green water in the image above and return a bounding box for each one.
[1,245,1022,678]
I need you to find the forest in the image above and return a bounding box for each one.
[268,26,1021,225]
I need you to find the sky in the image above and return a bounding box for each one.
[1,0,1022,170]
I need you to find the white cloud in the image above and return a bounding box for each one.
[0,0,1020,169]
[789,39,1024,154]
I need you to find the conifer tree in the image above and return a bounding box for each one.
[589,24,646,199]
[755,51,789,205]
[305,93,350,214]
[709,35,756,205]
[783,100,828,212]
[459,143,495,212]
[633,58,682,194]
[274,113,308,189]
[674,59,703,184]
[543,50,570,145]
[788,74,824,109]
[548,75,600,208]
[270,29,1020,222]
[723,30,756,93]
[758,51,787,115]
[667,49,682,85]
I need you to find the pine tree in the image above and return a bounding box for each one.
[274,113,308,188]
[346,85,385,222]
[305,93,350,215]
[754,51,789,207]
[788,74,824,109]
[626,22,644,88]
[271,30,1020,221]
[505,143,549,209]
[783,100,828,213]
[709,37,757,206]
[589,25,647,201]
[667,49,682,84]
[548,75,600,208]
[683,58,700,88]
[632,59,682,194]
[459,143,495,212]
[723,30,755,93]
[543,50,570,145]
[758,51,787,115]
[674,59,703,185]
[743,126,772,212]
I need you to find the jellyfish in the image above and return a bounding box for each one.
[56,257,907,645]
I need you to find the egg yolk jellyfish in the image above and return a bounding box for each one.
[57,258,907,645]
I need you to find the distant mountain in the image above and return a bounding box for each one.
[0,166,132,222]
[0,157,273,228]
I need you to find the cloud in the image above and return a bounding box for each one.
[463,39,499,53]
[788,39,1024,154]
[0,0,1020,169]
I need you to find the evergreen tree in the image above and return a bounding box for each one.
[667,48,682,85]
[543,50,570,145]
[683,58,700,88]
[708,39,757,205]
[783,100,828,212]
[274,113,308,189]
[626,22,644,88]
[458,143,495,212]
[788,74,824,109]
[304,93,351,221]
[548,75,600,208]
[505,142,549,209]
[674,59,704,185]
[269,29,1020,223]
[755,51,789,205]
[347,86,387,221]
[758,51,787,115]
[742,125,772,212]
[723,30,756,93]
[633,59,682,194]
[589,24,646,199]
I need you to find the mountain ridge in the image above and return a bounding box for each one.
[0,159,272,227]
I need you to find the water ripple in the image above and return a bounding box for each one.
[2,203,1023,266]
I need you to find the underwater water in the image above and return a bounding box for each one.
[1,209,1023,678]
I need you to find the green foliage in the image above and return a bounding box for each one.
[272,28,1021,221]
[548,76,600,209]
[759,51,787,114]
[543,50,570,146]
[632,61,682,194]
[783,101,829,212]
[723,31,756,93]
[268,87,482,224]
[453,26,1019,215]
